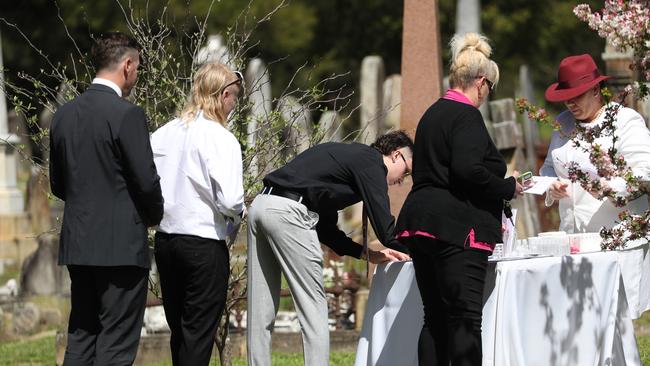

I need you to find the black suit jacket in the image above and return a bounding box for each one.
[50,84,163,268]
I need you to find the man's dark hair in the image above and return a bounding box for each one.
[91,32,141,71]
[371,130,414,155]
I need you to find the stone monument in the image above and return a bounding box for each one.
[359,56,385,144]
[0,29,27,244]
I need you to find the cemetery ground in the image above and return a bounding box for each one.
[2,315,650,365]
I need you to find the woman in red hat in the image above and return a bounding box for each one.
[540,54,650,235]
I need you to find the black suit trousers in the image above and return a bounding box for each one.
[154,232,230,366]
[404,236,489,366]
[65,265,148,366]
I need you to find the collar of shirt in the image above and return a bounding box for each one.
[442,89,473,106]
[92,78,122,97]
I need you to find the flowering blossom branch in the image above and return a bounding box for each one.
[574,0,650,87]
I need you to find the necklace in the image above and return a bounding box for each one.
[589,105,606,122]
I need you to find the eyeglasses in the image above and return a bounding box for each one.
[398,151,411,177]
[219,71,244,94]
[483,76,494,92]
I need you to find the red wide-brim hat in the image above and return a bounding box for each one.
[545,54,610,103]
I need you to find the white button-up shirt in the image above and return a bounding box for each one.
[151,111,245,240]
[540,103,650,233]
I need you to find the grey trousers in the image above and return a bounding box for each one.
[247,194,329,366]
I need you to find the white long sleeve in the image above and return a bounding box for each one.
[151,111,245,240]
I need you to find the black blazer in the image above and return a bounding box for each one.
[397,98,515,246]
[50,84,163,268]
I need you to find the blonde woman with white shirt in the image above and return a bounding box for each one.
[541,54,650,235]
[150,62,245,366]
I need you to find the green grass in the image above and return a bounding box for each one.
[144,351,355,366]
[0,336,355,366]
[639,335,650,365]
[3,335,648,365]
[0,335,55,365]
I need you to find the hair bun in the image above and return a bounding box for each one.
[450,32,492,62]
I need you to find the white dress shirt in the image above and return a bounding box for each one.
[540,103,650,233]
[91,78,122,97]
[151,111,245,240]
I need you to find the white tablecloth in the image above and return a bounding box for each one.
[355,248,647,366]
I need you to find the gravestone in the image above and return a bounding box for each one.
[195,34,232,66]
[13,302,40,335]
[19,233,70,296]
[244,58,274,176]
[517,65,540,171]
[489,98,540,237]
[383,75,402,131]
[455,0,481,35]
[318,111,343,143]
[455,0,490,121]
[278,95,311,157]
[359,56,385,144]
[0,29,28,248]
[0,28,24,216]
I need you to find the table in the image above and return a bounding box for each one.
[355,246,649,366]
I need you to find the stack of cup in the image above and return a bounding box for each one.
[492,243,504,259]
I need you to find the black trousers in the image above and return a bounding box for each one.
[404,236,489,366]
[154,232,230,366]
[65,265,148,366]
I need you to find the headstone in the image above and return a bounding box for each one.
[19,233,70,296]
[359,56,385,144]
[0,278,17,303]
[195,34,233,67]
[13,302,40,335]
[517,65,540,171]
[143,305,170,334]
[7,110,31,179]
[40,308,62,327]
[455,0,481,35]
[455,0,490,121]
[278,95,311,157]
[26,166,52,233]
[318,111,343,142]
[0,28,24,215]
[490,98,540,237]
[602,41,635,108]
[244,58,273,176]
[383,75,402,131]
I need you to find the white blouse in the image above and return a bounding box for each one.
[151,111,245,241]
[540,103,650,234]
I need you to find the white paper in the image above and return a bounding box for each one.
[524,176,558,195]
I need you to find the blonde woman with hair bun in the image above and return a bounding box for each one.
[150,62,245,365]
[395,32,526,365]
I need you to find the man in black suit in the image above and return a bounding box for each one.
[49,32,164,365]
